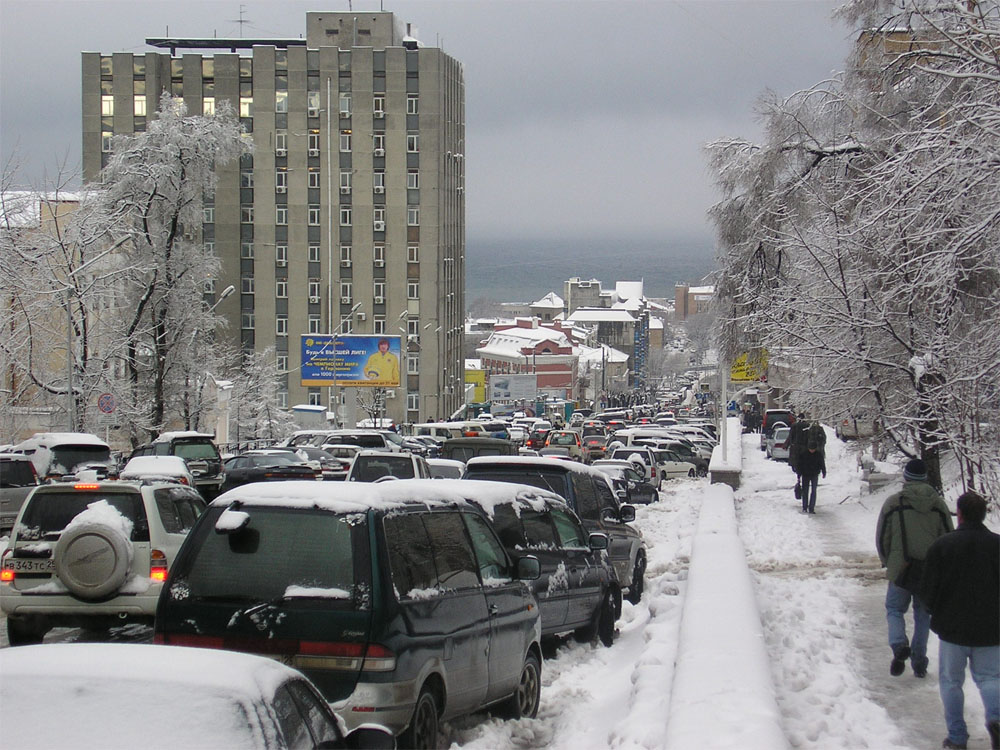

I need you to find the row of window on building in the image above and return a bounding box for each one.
[201,205,422,228]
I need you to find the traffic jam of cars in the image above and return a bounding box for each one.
[0,407,713,748]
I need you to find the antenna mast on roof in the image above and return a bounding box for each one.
[228,4,249,38]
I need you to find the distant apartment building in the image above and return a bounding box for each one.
[81,11,465,424]
[674,284,714,320]
[476,319,579,402]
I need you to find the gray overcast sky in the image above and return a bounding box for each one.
[0,0,853,246]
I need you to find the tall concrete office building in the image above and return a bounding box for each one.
[82,11,465,424]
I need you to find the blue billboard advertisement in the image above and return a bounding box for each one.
[301,334,402,387]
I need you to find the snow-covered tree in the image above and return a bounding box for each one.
[708,0,1000,498]
[89,94,250,444]
[227,348,296,443]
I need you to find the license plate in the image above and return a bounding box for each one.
[4,558,55,574]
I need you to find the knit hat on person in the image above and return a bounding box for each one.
[903,459,927,482]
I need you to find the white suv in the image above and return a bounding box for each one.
[345,450,431,481]
[1,479,205,645]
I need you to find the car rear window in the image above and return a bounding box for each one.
[352,456,415,480]
[341,435,386,449]
[174,507,366,606]
[169,439,220,460]
[0,459,36,488]
[48,446,112,474]
[154,488,206,534]
[18,490,147,541]
[463,467,571,500]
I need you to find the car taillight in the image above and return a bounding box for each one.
[1,550,13,583]
[150,549,168,582]
[74,483,101,490]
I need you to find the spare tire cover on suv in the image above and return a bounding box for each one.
[54,522,134,600]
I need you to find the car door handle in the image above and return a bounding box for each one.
[489,604,499,616]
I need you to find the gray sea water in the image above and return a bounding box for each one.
[465,234,717,304]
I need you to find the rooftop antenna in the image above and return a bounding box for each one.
[228,4,249,38]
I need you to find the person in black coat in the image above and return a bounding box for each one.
[797,441,826,514]
[922,491,1000,750]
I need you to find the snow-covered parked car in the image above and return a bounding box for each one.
[1,479,206,645]
[11,432,115,482]
[118,455,196,487]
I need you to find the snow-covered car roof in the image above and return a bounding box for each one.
[0,643,325,748]
[119,456,194,482]
[465,455,615,481]
[14,432,109,449]
[153,431,215,443]
[211,477,564,516]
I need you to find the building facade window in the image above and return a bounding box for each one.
[241,170,254,188]
[407,281,419,299]
[340,281,352,302]
[407,206,419,226]
[308,391,322,406]
[340,245,352,265]
[275,131,288,153]
[240,242,254,259]
[374,316,386,335]
[407,170,419,190]
[308,279,321,299]
[275,169,287,192]
[339,130,352,152]
[203,98,215,116]
[340,170,351,192]
[340,206,352,226]
[373,171,385,191]
[276,207,288,225]
[406,132,419,152]
[134,96,146,117]
[373,207,386,226]
[101,95,114,116]
[242,312,255,330]
[373,131,385,153]
[308,131,320,153]
[308,245,321,262]
[407,354,419,375]
[373,245,385,265]
[241,276,255,295]
[407,318,420,337]
[275,90,288,113]
[101,132,113,153]
[276,354,288,373]
[373,281,386,300]
[278,391,288,408]
[309,168,321,189]
[276,316,288,336]
[203,207,215,224]
[276,245,288,266]
[307,91,320,117]
[373,95,385,115]
[241,205,254,223]
[407,393,419,413]
[339,92,352,116]
[276,280,288,298]
[407,245,419,263]
[308,205,321,225]
[240,97,253,118]
[406,94,419,115]
[204,241,215,254]
[308,314,322,334]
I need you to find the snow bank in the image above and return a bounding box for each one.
[709,417,743,487]
[664,483,787,750]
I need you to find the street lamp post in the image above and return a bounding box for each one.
[331,302,362,428]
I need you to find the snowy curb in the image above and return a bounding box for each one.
[709,416,744,488]
[664,483,788,750]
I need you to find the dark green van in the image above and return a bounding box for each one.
[154,479,542,748]
[439,437,517,463]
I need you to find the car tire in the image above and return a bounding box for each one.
[401,686,439,750]
[625,552,646,605]
[53,522,133,600]
[7,616,46,646]
[596,589,617,647]
[697,466,708,478]
[499,652,541,719]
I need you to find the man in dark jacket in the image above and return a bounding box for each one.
[798,441,826,514]
[922,491,999,750]
[787,413,809,476]
[875,458,954,678]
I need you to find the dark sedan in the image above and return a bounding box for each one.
[220,450,319,491]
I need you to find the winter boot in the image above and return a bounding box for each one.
[890,644,911,677]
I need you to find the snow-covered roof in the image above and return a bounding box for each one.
[615,281,644,301]
[211,477,564,516]
[477,326,573,358]
[154,431,215,443]
[577,343,629,365]
[612,298,643,312]
[531,292,564,309]
[687,285,715,295]
[566,308,637,323]
[649,317,664,329]
[14,432,108,449]
[0,190,83,229]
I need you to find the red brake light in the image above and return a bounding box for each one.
[74,483,101,490]
[1,569,14,583]
[150,549,168,582]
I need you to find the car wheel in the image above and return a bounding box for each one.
[7,616,46,646]
[625,552,646,605]
[499,652,541,719]
[401,686,439,750]
[697,466,708,478]
[53,522,133,600]
[596,589,617,647]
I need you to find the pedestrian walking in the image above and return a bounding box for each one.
[788,413,809,494]
[797,441,825,514]
[875,458,954,678]
[921,491,1000,750]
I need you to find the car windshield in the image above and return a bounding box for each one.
[174,507,366,606]
[17,490,147,541]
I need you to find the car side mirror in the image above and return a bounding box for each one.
[588,532,609,551]
[516,555,541,580]
[619,505,636,523]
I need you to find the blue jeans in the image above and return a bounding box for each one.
[885,582,930,667]
[938,640,1000,745]
[802,474,818,512]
